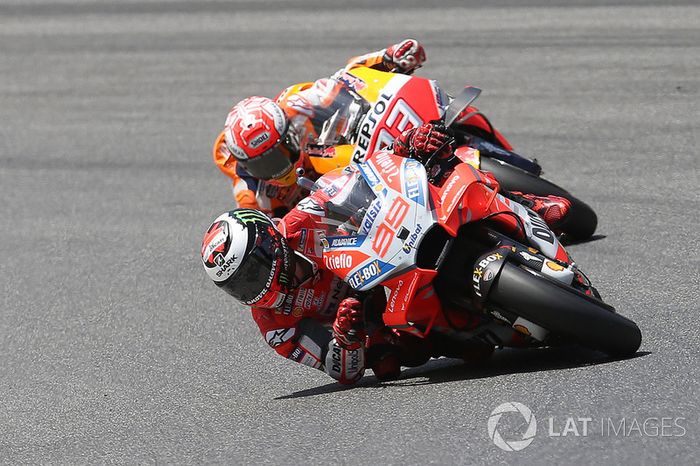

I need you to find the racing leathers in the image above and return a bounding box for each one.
[212,40,426,215]
[250,158,518,385]
[250,193,433,385]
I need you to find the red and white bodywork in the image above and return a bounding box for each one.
[318,151,574,338]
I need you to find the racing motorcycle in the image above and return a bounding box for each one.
[300,67,598,241]
[300,145,641,357]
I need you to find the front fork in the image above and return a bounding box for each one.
[470,232,579,342]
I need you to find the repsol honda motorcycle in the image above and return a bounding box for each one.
[300,67,598,241]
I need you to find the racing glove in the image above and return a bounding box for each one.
[384,39,426,74]
[332,297,366,350]
[394,122,453,162]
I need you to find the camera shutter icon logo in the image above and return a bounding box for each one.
[487,402,537,451]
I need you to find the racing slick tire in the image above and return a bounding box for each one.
[487,262,642,357]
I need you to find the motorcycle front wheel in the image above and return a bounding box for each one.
[487,262,642,357]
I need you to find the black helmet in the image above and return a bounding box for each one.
[201,209,294,307]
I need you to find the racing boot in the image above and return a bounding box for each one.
[509,192,571,233]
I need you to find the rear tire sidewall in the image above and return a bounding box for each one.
[480,157,598,240]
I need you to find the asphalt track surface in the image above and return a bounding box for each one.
[1,0,698,463]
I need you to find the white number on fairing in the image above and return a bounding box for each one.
[527,211,555,244]
[375,99,424,153]
[386,98,423,134]
[502,195,559,258]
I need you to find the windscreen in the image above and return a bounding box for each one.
[297,80,369,150]
[316,167,379,237]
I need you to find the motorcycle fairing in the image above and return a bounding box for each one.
[347,67,445,163]
[321,152,571,336]
[323,154,435,292]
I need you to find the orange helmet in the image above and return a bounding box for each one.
[223,96,301,186]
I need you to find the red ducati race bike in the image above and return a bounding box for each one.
[303,147,641,357]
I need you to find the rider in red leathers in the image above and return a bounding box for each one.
[201,206,432,384]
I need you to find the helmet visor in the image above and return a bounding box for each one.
[222,234,274,303]
[241,142,296,182]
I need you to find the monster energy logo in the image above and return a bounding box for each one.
[278,271,290,286]
[232,209,272,225]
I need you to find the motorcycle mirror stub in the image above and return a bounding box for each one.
[444,86,482,128]
[295,167,317,192]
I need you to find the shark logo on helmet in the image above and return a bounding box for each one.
[201,220,231,268]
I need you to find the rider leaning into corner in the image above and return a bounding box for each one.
[212,38,571,227]
[212,39,430,216]
[201,121,570,385]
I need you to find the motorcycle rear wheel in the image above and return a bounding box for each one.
[480,157,598,241]
[488,262,641,357]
